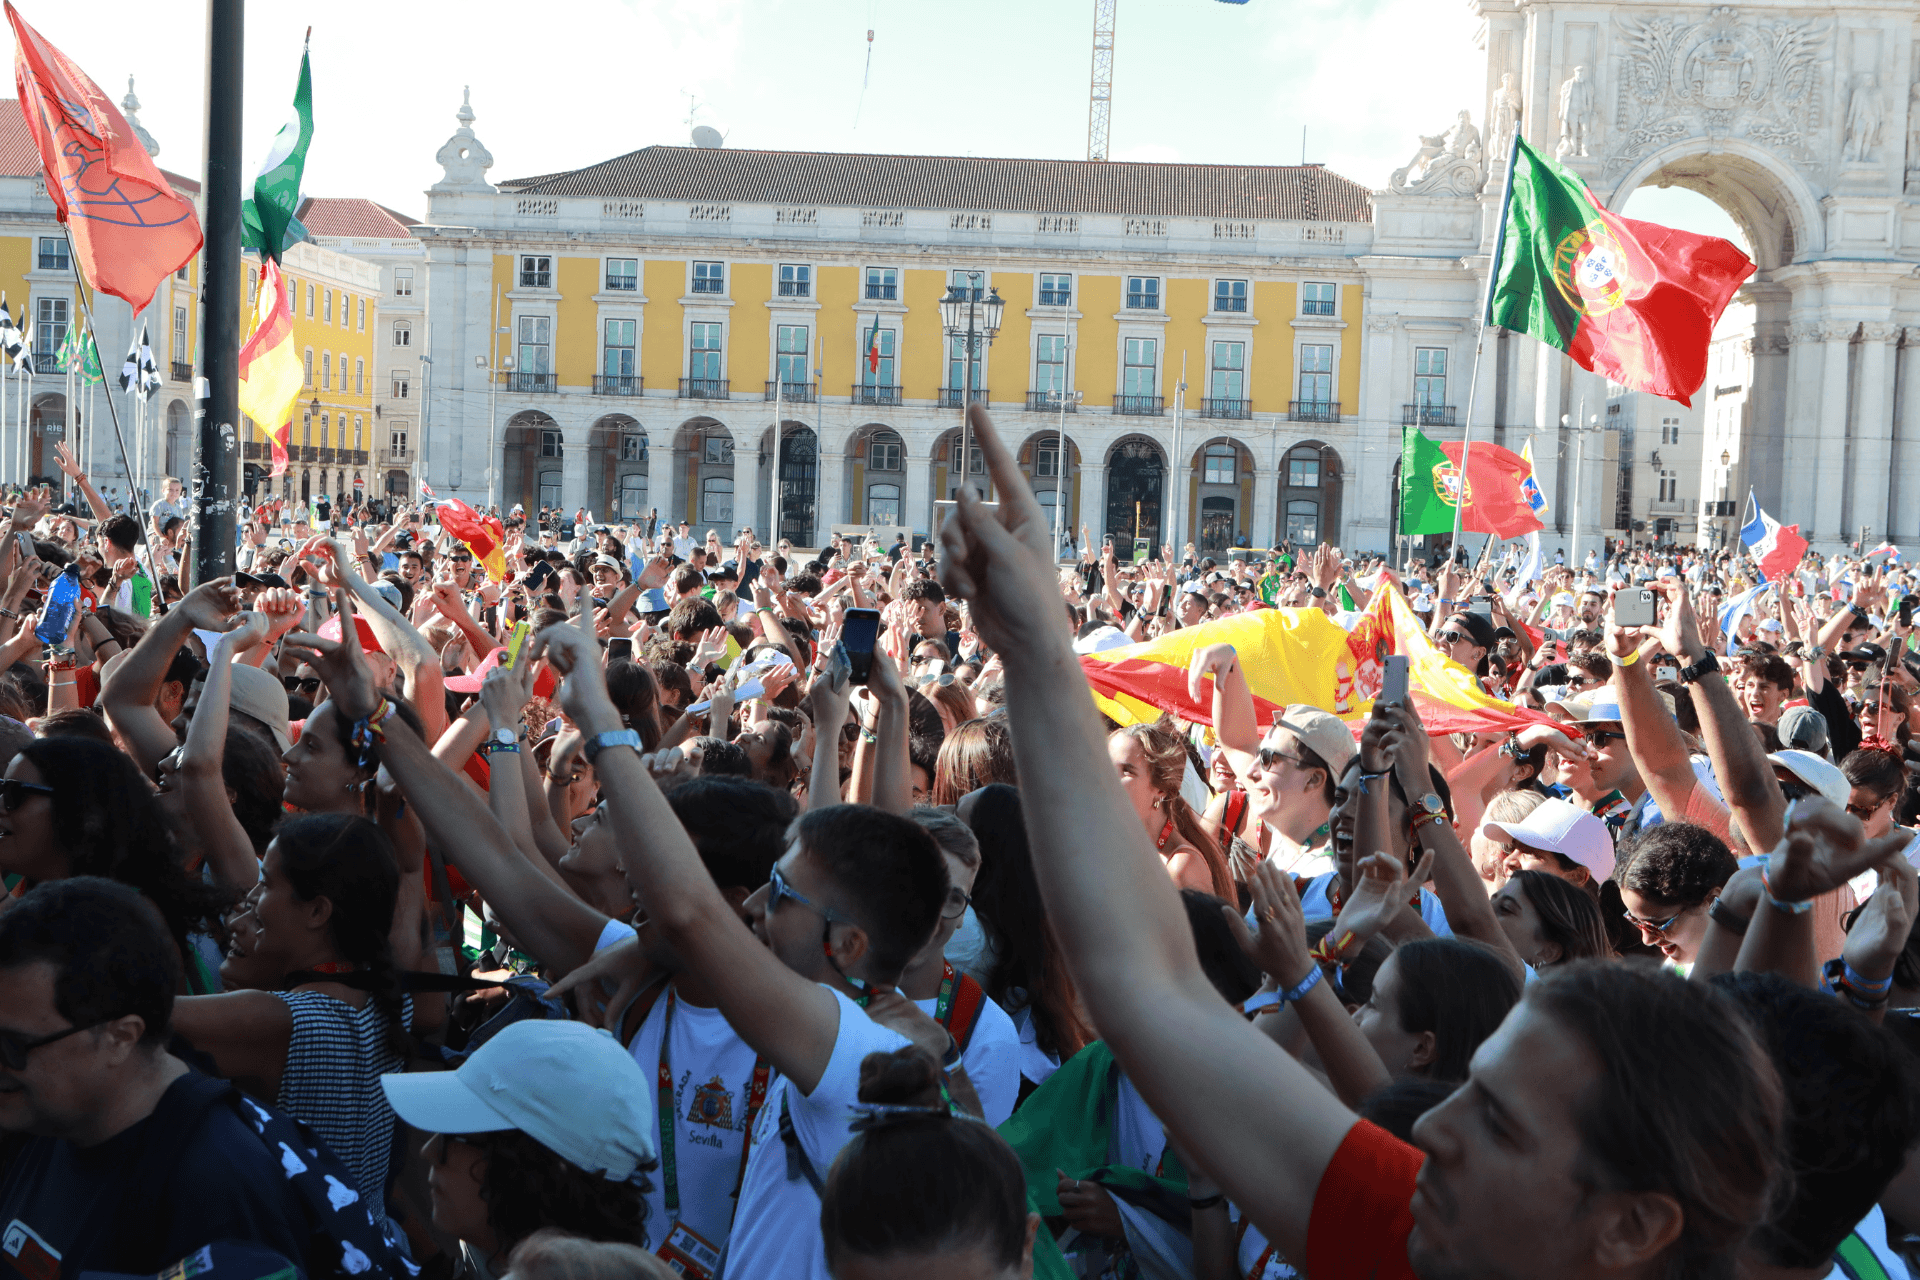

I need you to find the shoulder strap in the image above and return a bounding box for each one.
[777,1089,825,1196]
[1833,1230,1894,1280]
[1223,789,1249,837]
[95,1073,234,1272]
[948,973,989,1053]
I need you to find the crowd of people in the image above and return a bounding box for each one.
[1,405,1918,1280]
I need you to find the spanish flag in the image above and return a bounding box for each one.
[1081,582,1549,737]
[437,498,509,583]
[237,258,302,479]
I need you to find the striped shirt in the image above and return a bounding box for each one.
[274,989,411,1225]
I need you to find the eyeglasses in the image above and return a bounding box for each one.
[1847,799,1887,820]
[767,864,856,927]
[1435,630,1474,646]
[0,779,54,813]
[1579,728,1626,745]
[915,673,959,688]
[0,1018,103,1071]
[1621,906,1683,937]
[287,676,322,695]
[1257,747,1308,771]
[941,888,972,921]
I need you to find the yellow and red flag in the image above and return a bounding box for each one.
[8,3,202,312]
[1081,583,1550,737]
[437,498,508,582]
[237,259,302,479]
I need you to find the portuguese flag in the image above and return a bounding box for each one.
[1399,429,1543,539]
[1488,135,1753,407]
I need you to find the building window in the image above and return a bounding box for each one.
[323,290,333,324]
[1660,418,1681,444]
[354,358,364,395]
[173,306,188,360]
[861,327,896,388]
[1213,279,1248,313]
[702,476,733,524]
[621,431,646,461]
[1203,443,1236,485]
[950,269,985,302]
[867,483,902,526]
[393,322,411,347]
[1414,347,1447,406]
[864,267,897,301]
[1125,276,1160,310]
[393,267,413,297]
[1299,344,1333,406]
[1302,282,1336,316]
[1034,443,1060,478]
[34,298,67,356]
[1286,499,1320,544]
[321,353,331,391]
[539,429,563,458]
[605,258,638,291]
[303,348,314,388]
[947,333,982,394]
[778,264,812,298]
[1657,470,1678,502]
[391,372,411,398]
[518,316,551,375]
[177,262,189,282]
[36,237,67,271]
[604,319,636,377]
[301,412,311,447]
[1035,333,1067,394]
[703,435,734,466]
[357,298,365,331]
[1123,337,1157,397]
[621,474,647,518]
[389,429,408,456]
[1039,274,1072,307]
[691,261,725,294]
[689,322,722,380]
[776,325,809,390]
[319,413,329,448]
[867,430,903,472]
[1288,449,1321,490]
[1210,341,1245,402]
[249,274,258,304]
[353,415,363,449]
[305,285,315,317]
[539,470,562,509]
[519,255,552,289]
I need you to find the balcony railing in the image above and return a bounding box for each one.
[852,384,902,406]
[1027,391,1078,413]
[765,380,815,404]
[1202,397,1252,420]
[242,441,262,460]
[379,447,411,466]
[1213,299,1249,314]
[1288,400,1341,423]
[776,282,811,298]
[518,271,551,289]
[298,445,319,463]
[1038,290,1072,307]
[938,388,989,409]
[317,448,338,464]
[593,375,642,396]
[1402,403,1457,427]
[865,284,898,301]
[31,352,58,374]
[679,378,730,400]
[1114,394,1165,417]
[171,360,193,383]
[603,275,637,292]
[508,372,557,393]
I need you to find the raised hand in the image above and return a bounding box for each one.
[1334,849,1428,945]
[525,622,612,726]
[1225,859,1314,985]
[281,590,380,719]
[51,441,82,480]
[1186,642,1240,704]
[1765,796,1916,905]
[1845,853,1918,983]
[176,577,242,632]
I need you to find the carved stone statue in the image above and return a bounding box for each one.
[432,87,496,193]
[1557,65,1598,158]
[1489,73,1521,162]
[1446,110,1483,167]
[1845,72,1885,162]
[1388,114,1486,197]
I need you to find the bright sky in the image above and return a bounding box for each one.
[42,0,1753,254]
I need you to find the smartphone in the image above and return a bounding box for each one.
[1901,596,1913,629]
[1380,654,1410,707]
[841,607,882,685]
[503,620,532,670]
[524,560,554,592]
[1615,588,1659,628]
[12,532,32,562]
[606,636,633,663]
[1466,598,1494,623]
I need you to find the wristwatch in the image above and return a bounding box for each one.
[1677,651,1720,685]
[483,727,519,755]
[1310,586,1327,599]
[1409,792,1447,832]
[582,728,642,764]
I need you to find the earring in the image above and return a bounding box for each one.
[1151,796,1162,810]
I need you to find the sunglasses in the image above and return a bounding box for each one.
[287,676,322,696]
[0,779,54,812]
[1257,747,1308,771]
[1847,799,1887,820]
[1579,728,1626,745]
[1435,630,1475,646]
[1621,906,1683,937]
[914,673,959,688]
[0,1017,103,1071]
[767,864,856,927]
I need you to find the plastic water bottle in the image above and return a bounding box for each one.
[35,564,80,644]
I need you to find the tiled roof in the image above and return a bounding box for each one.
[499,146,1372,222]
[298,196,420,238]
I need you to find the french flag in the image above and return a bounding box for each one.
[1873,541,1902,564]
[1739,491,1809,583]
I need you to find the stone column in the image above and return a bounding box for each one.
[1532,344,1567,521]
[1849,322,1898,544]
[1811,322,1856,545]
[1081,462,1108,547]
[903,452,932,544]
[1779,322,1823,531]
[561,421,590,515]
[1251,466,1278,550]
[815,441,846,548]
[1893,331,1920,542]
[730,439,758,540]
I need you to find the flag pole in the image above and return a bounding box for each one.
[1447,123,1523,562]
[194,0,245,584]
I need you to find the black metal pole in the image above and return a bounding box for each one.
[196,0,244,584]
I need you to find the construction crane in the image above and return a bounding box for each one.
[1087,0,1115,160]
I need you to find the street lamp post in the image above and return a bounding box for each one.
[477,351,513,513]
[939,281,1005,507]
[1048,387,1081,559]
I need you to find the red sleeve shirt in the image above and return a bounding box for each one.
[1305,1119,1424,1280]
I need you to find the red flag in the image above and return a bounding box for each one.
[7,3,202,312]
[438,498,507,581]
[1438,441,1544,540]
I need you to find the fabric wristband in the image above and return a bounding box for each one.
[1280,964,1325,1005]
[1616,647,1640,667]
[1843,963,1893,996]
[1758,863,1813,915]
[1241,989,1282,1017]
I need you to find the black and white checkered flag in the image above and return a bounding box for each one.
[138,323,160,399]
[0,295,21,365]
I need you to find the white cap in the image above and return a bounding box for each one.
[1551,591,1575,609]
[381,1020,655,1181]
[1768,749,1850,809]
[1482,796,1616,881]
[1073,625,1133,655]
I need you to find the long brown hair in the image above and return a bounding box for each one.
[1113,720,1235,902]
[931,716,1016,806]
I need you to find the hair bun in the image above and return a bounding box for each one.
[856,1046,943,1108]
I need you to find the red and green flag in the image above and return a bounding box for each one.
[864,315,884,375]
[1399,428,1542,540]
[1487,134,1753,407]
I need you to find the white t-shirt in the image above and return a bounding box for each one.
[627,985,764,1255]
[1228,1205,1300,1279]
[1111,1073,1170,1177]
[911,982,1022,1125]
[1822,1205,1902,1279]
[723,988,910,1280]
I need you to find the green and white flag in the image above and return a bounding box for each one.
[243,42,313,262]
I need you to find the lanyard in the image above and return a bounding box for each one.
[934,962,958,1026]
[656,986,772,1218]
[1232,1214,1277,1280]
